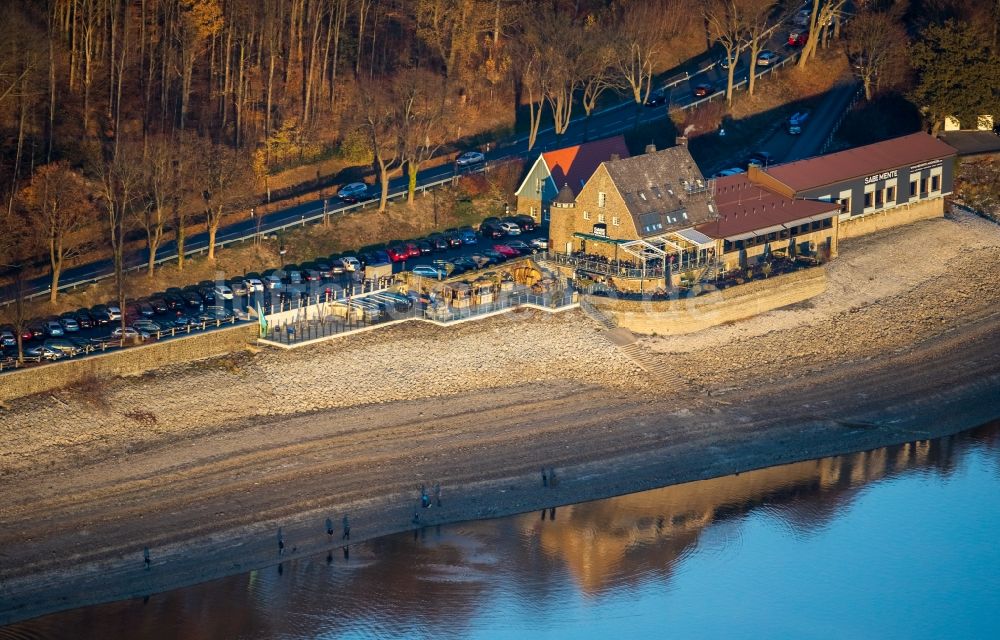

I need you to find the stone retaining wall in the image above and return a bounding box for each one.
[588,268,827,335]
[0,323,258,403]
[839,199,944,240]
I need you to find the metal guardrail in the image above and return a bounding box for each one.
[0,166,488,308]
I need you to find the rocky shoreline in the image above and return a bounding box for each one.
[0,211,998,626]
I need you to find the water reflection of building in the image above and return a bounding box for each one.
[524,435,966,595]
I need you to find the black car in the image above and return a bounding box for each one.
[484,249,507,263]
[73,309,95,329]
[427,235,449,252]
[228,278,248,296]
[90,305,112,325]
[148,297,169,314]
[314,261,333,278]
[442,229,463,248]
[197,287,217,304]
[182,291,204,309]
[138,301,156,317]
[163,293,184,310]
[645,89,667,107]
[450,256,477,274]
[479,222,504,239]
[513,214,536,232]
[417,240,433,255]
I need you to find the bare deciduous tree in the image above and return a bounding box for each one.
[19,162,97,303]
[846,8,908,100]
[360,82,402,212]
[397,72,448,205]
[704,0,749,105]
[197,143,256,260]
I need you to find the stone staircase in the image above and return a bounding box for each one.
[602,327,685,390]
[579,297,617,329]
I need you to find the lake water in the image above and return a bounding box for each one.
[3,423,999,639]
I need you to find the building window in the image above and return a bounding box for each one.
[910,179,918,197]
[864,191,874,208]
[597,213,606,223]
[543,208,550,222]
[921,177,928,194]
[612,216,620,226]
[598,192,606,208]
[811,220,822,231]
[931,175,941,191]
[839,197,851,213]
[583,210,590,220]
[874,189,884,208]
[823,217,833,229]
[535,178,542,194]
[886,185,896,204]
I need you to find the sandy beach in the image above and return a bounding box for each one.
[0,210,998,626]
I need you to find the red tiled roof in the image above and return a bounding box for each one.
[764,132,957,192]
[543,135,630,194]
[696,174,840,239]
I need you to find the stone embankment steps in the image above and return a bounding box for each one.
[579,297,617,329]
[600,325,684,390]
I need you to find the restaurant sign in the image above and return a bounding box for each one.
[864,169,898,185]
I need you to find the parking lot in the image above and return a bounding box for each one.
[1,219,550,371]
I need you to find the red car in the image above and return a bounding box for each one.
[694,83,712,98]
[788,31,807,47]
[493,244,521,258]
[386,245,409,262]
[405,242,422,259]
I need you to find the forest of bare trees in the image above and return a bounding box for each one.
[0,0,995,318]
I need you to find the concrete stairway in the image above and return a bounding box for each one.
[579,297,617,329]
[602,327,684,390]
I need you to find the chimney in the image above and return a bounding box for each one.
[610,153,620,161]
[645,143,657,154]
[675,136,688,147]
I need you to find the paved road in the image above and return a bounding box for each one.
[1,11,814,307]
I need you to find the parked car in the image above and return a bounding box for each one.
[111,326,149,341]
[693,83,712,98]
[484,249,508,263]
[44,318,65,337]
[106,303,123,320]
[455,151,485,166]
[459,227,479,244]
[182,291,204,308]
[199,306,235,322]
[404,242,423,259]
[340,256,362,272]
[443,229,463,248]
[138,301,156,317]
[470,254,493,268]
[756,50,780,66]
[479,221,503,239]
[73,309,95,328]
[264,274,284,292]
[493,244,521,258]
[132,319,163,333]
[214,284,234,300]
[506,240,533,254]
[386,245,409,262]
[162,293,184,310]
[25,344,64,360]
[58,313,80,332]
[513,215,536,232]
[171,314,199,328]
[450,256,477,274]
[747,151,775,168]
[245,276,265,292]
[499,221,521,235]
[90,305,112,325]
[197,287,217,304]
[337,182,369,203]
[427,235,449,252]
[0,326,16,347]
[416,240,434,255]
[44,338,83,357]
[530,237,549,251]
[148,297,169,314]
[411,265,446,279]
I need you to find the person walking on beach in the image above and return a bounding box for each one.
[541,468,548,487]
[549,467,557,487]
[421,485,431,509]
[278,528,285,556]
[326,518,334,537]
[143,546,151,570]
[434,483,442,508]
[342,515,351,540]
